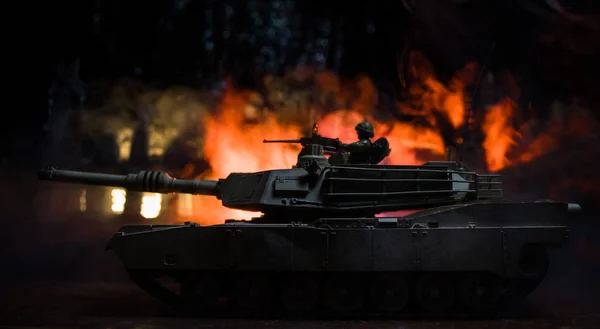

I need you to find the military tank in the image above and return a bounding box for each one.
[38,126,580,315]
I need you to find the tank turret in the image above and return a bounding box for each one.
[38,159,502,221]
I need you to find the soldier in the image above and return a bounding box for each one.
[335,121,375,164]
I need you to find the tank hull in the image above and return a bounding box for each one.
[106,201,571,315]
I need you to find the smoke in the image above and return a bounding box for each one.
[529,213,600,315]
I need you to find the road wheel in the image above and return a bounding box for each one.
[280,273,320,312]
[180,272,222,309]
[459,273,502,311]
[369,273,410,313]
[415,274,455,314]
[235,274,273,311]
[325,275,364,314]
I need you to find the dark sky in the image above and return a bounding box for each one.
[19,0,409,166]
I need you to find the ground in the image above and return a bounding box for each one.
[1,282,599,328]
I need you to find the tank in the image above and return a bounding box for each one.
[37,130,581,315]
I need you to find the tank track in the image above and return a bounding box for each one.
[127,269,547,317]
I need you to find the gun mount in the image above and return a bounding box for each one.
[263,123,343,168]
[263,123,392,167]
[262,123,341,149]
[38,161,502,221]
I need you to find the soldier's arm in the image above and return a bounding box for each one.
[338,140,371,152]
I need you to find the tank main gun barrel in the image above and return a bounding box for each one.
[38,166,221,197]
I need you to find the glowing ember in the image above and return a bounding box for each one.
[140,193,162,219]
[376,210,421,218]
[110,189,126,214]
[79,189,87,212]
[116,128,134,161]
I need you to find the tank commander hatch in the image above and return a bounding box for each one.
[334,121,377,164]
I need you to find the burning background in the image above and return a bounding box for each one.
[2,0,600,323]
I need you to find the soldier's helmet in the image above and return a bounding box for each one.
[355,121,375,138]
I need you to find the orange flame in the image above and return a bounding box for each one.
[89,54,592,224]
[483,98,597,172]
[181,63,528,223]
[482,98,520,172]
[193,86,449,224]
[195,89,302,223]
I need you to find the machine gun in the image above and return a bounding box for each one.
[263,124,341,152]
[264,123,392,165]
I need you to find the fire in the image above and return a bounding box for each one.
[110,189,126,214]
[420,75,467,128]
[482,98,520,172]
[195,89,303,223]
[185,62,523,223]
[192,67,456,224]
[480,97,597,173]
[317,110,446,165]
[192,82,447,223]
[88,53,595,224]
[140,193,162,219]
[399,52,478,129]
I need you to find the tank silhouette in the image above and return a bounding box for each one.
[38,128,580,315]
